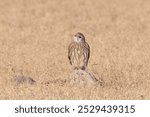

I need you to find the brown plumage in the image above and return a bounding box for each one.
[68,32,90,70]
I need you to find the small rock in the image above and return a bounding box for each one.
[11,75,36,85]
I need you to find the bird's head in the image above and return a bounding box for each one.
[73,32,85,43]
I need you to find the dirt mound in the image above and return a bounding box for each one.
[68,69,102,87]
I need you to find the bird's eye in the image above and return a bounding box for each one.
[78,36,81,38]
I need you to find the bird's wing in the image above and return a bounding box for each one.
[68,43,72,65]
[82,42,90,67]
[85,42,90,61]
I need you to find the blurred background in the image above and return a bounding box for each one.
[0,0,150,99]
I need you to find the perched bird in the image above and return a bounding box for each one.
[68,32,90,70]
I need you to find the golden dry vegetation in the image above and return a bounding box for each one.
[0,0,150,99]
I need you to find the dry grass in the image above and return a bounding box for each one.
[0,0,150,100]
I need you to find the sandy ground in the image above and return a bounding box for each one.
[0,0,150,99]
